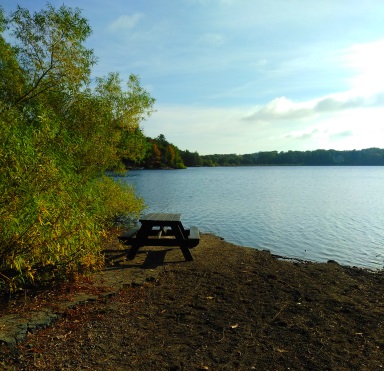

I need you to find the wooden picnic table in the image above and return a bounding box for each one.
[118,213,200,261]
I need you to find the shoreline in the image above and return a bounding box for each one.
[269,252,383,273]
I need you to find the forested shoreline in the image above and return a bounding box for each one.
[181,147,384,167]
[128,142,384,168]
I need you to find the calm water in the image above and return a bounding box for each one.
[120,167,384,269]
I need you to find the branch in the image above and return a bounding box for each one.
[14,65,54,105]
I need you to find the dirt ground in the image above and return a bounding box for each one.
[0,233,383,370]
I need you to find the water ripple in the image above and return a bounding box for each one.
[121,167,384,269]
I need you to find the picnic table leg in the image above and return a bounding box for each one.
[172,223,193,261]
[126,224,151,260]
[180,243,193,261]
[126,243,141,260]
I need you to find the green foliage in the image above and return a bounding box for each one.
[94,73,155,168]
[125,134,186,169]
[0,4,154,292]
[90,176,144,227]
[180,150,203,167]
[121,127,151,165]
[9,4,96,106]
[0,22,25,111]
[143,135,186,169]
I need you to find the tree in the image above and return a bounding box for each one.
[121,127,150,166]
[0,4,154,292]
[4,4,96,110]
[180,150,202,167]
[147,142,162,168]
[140,135,186,169]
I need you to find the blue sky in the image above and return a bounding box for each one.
[2,1,384,154]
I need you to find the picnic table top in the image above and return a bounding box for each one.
[140,213,181,222]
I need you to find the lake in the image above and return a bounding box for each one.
[120,167,384,269]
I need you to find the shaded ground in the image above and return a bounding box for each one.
[0,234,383,370]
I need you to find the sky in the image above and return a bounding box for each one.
[2,0,384,155]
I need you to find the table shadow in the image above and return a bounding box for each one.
[102,248,185,270]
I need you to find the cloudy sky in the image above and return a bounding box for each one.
[2,0,384,154]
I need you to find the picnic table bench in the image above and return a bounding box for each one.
[118,213,200,261]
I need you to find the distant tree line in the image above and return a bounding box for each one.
[179,148,384,167]
[128,142,384,168]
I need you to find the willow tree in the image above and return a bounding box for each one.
[0,4,154,292]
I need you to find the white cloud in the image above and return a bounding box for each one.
[344,39,384,94]
[243,97,313,121]
[283,128,322,140]
[108,13,144,32]
[330,130,354,140]
[278,107,384,151]
[242,91,384,123]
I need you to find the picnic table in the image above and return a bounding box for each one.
[118,213,200,261]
